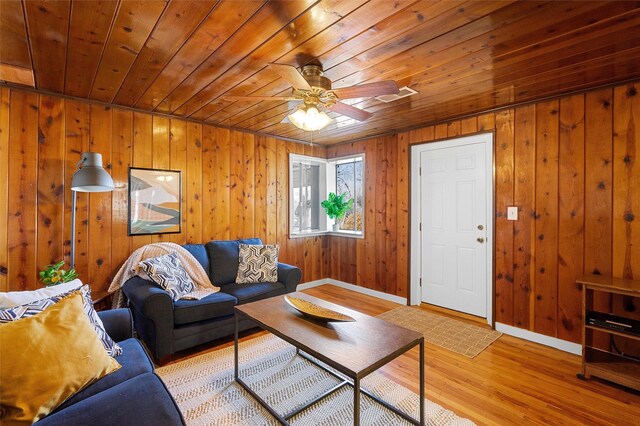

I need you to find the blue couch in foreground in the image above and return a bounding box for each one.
[123,238,302,361]
[37,308,184,426]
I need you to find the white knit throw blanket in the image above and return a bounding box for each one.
[109,242,219,308]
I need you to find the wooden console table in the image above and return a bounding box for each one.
[576,275,640,391]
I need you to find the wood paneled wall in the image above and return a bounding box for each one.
[326,82,640,344]
[0,87,326,295]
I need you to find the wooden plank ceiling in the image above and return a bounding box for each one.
[1,0,639,145]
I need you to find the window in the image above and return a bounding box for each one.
[289,153,364,237]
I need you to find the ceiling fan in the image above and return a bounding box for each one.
[222,63,400,131]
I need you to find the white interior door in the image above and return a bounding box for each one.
[419,140,488,317]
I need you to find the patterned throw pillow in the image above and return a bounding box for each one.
[0,285,122,357]
[236,244,279,284]
[138,252,195,301]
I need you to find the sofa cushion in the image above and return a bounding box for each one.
[173,291,237,325]
[139,253,196,301]
[38,373,185,426]
[220,282,285,304]
[0,293,121,424]
[55,338,154,411]
[182,244,209,273]
[205,238,263,285]
[236,244,279,284]
[0,284,122,357]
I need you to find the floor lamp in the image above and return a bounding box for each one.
[70,152,115,269]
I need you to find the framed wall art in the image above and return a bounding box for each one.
[128,167,181,236]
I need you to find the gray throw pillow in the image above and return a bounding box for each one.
[139,252,195,301]
[235,244,279,284]
[0,285,122,357]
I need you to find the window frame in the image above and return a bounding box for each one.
[289,153,365,239]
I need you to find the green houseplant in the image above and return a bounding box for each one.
[39,261,79,287]
[321,192,354,231]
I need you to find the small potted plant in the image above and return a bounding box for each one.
[321,192,354,231]
[39,261,78,287]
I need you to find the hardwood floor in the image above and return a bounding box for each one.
[168,284,640,425]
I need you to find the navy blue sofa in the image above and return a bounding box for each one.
[37,308,184,426]
[122,238,302,361]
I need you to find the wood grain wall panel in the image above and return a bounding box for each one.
[229,130,244,241]
[534,100,559,337]
[23,0,70,92]
[512,105,536,330]
[557,95,585,343]
[110,109,133,278]
[7,90,38,290]
[494,109,515,326]
[63,100,90,279]
[395,132,409,298]
[37,95,65,269]
[242,132,255,239]
[214,127,231,241]
[265,137,278,245]
[584,88,613,349]
[131,112,152,250]
[254,135,267,243]
[185,122,202,244]
[0,88,9,291]
[612,83,640,356]
[168,119,187,245]
[275,138,289,264]
[200,125,216,242]
[88,105,112,290]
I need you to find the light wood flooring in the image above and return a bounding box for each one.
[168,284,640,425]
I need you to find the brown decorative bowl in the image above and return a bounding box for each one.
[284,295,356,322]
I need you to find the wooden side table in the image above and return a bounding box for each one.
[576,274,640,391]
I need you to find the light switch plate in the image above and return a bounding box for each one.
[507,206,518,221]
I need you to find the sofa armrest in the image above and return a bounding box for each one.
[97,308,133,342]
[122,276,175,360]
[277,262,302,293]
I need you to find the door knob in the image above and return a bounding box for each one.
[477,237,485,243]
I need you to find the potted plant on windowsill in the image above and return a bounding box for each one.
[321,192,354,232]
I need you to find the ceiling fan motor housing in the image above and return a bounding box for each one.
[301,65,331,91]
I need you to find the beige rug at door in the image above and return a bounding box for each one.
[157,334,474,426]
[377,306,502,358]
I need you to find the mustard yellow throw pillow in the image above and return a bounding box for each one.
[0,292,121,424]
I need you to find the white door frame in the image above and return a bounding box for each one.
[409,132,494,326]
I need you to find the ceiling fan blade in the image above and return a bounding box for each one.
[329,101,373,121]
[222,95,299,102]
[268,63,311,90]
[332,80,399,99]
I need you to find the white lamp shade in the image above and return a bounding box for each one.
[287,105,332,131]
[71,152,115,192]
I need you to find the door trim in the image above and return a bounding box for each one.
[409,132,494,326]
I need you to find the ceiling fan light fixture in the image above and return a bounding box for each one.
[287,104,332,131]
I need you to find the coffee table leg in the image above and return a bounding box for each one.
[420,338,424,425]
[354,377,360,426]
[234,313,239,380]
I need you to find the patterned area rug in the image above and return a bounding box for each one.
[157,334,474,426]
[377,307,502,358]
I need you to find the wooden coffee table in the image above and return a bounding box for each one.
[234,292,425,425]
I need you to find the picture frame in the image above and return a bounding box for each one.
[128,167,181,236]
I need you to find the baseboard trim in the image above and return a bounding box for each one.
[495,323,582,355]
[298,278,407,305]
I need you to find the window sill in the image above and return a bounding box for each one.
[290,230,364,239]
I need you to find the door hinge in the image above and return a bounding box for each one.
[419,167,422,176]
[419,278,422,287]
[419,223,422,231]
